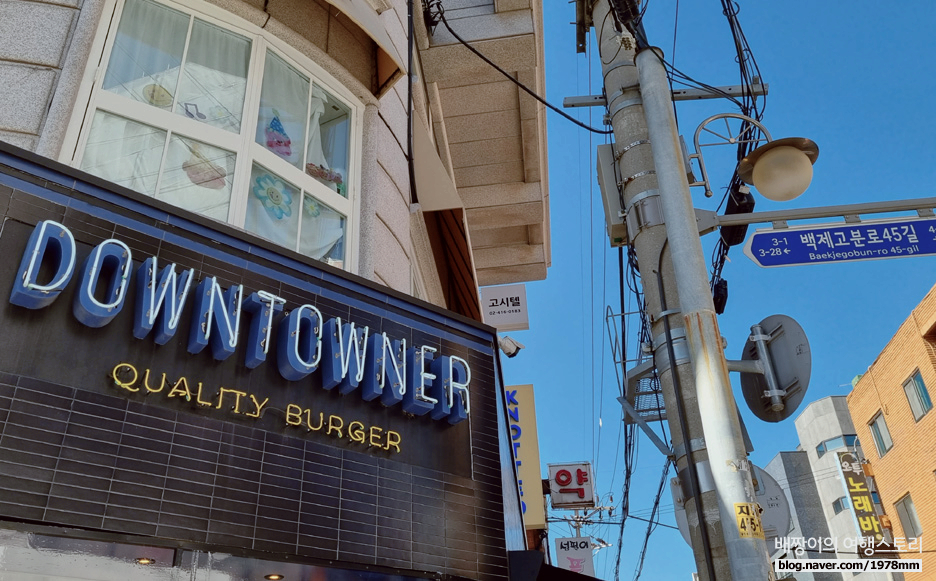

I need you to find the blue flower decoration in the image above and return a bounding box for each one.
[303,196,321,217]
[252,173,293,219]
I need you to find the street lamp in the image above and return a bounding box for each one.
[738,137,819,202]
[688,113,819,202]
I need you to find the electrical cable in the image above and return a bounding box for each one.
[632,458,671,580]
[654,241,718,581]
[708,0,769,300]
[431,4,613,135]
[405,0,417,204]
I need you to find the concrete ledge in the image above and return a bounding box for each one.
[461,182,542,209]
[431,10,533,46]
[466,201,542,229]
[474,243,544,270]
[421,35,536,83]
[477,263,546,286]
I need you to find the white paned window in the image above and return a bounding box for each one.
[71,0,360,269]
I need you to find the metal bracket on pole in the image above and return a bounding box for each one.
[625,189,663,237]
[617,396,673,459]
[561,83,769,108]
[671,437,706,461]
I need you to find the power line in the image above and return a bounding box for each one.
[427,2,614,135]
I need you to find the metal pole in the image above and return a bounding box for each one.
[590,2,727,578]
[635,47,774,579]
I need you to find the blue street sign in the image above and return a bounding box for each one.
[743,217,936,268]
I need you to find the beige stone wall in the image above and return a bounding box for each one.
[264,0,377,92]
[0,0,85,150]
[0,0,449,305]
[847,283,936,579]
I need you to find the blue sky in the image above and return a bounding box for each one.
[499,2,936,579]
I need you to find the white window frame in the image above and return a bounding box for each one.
[60,0,364,273]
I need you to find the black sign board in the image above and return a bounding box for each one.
[0,145,510,580]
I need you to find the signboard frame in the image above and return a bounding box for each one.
[744,216,936,268]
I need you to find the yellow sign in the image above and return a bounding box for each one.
[506,385,546,530]
[735,502,765,540]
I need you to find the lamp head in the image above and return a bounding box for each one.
[737,137,819,202]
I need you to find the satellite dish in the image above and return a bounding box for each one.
[672,465,791,546]
[740,314,810,422]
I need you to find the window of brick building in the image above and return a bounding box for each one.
[869,412,893,457]
[895,493,923,539]
[903,370,933,421]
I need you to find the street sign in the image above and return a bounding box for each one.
[740,315,811,423]
[672,465,791,547]
[743,216,936,268]
[547,462,596,509]
[554,537,596,576]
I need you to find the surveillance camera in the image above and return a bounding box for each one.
[498,335,525,358]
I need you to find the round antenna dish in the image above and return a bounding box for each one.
[737,138,819,202]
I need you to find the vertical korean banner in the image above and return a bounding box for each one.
[506,384,546,529]
[837,451,885,554]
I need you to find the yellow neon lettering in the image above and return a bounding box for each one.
[384,430,402,453]
[112,363,139,392]
[369,426,384,447]
[246,394,269,418]
[167,377,192,401]
[285,404,303,426]
[195,382,214,407]
[216,388,247,412]
[306,410,324,431]
[142,369,166,393]
[327,415,344,438]
[348,421,365,443]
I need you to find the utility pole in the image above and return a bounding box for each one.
[589,1,774,578]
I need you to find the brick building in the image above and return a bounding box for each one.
[848,282,936,579]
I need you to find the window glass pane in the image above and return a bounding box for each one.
[896,495,923,538]
[826,436,845,452]
[844,435,858,447]
[245,165,300,248]
[102,0,189,108]
[870,414,893,457]
[156,135,235,220]
[306,83,351,197]
[832,497,848,514]
[815,443,825,458]
[256,52,309,168]
[905,378,925,421]
[300,194,345,264]
[80,110,167,196]
[174,19,251,133]
[914,372,933,412]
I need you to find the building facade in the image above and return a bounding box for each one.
[766,396,900,580]
[0,0,550,314]
[849,283,936,579]
[0,0,551,578]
